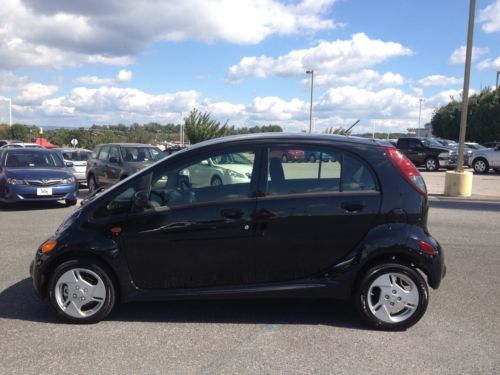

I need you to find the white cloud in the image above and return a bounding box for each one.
[227,33,412,81]
[479,0,500,33]
[477,56,500,70]
[74,69,133,85]
[0,0,338,70]
[16,83,59,104]
[308,70,404,89]
[448,46,489,64]
[417,75,462,87]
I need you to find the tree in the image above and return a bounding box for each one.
[431,87,500,143]
[324,127,352,135]
[184,109,233,144]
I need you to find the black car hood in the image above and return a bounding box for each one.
[5,168,73,179]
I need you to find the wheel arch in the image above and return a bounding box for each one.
[351,251,432,296]
[40,251,120,301]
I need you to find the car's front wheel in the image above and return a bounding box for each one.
[355,263,428,330]
[424,157,439,171]
[48,259,116,324]
[473,158,489,174]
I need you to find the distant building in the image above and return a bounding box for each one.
[415,123,433,138]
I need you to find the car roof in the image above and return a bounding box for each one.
[184,133,379,152]
[56,148,92,152]
[96,143,155,147]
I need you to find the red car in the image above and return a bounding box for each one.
[270,149,305,163]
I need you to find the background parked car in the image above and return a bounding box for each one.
[396,137,451,171]
[183,152,253,187]
[0,148,78,207]
[469,144,500,174]
[0,142,43,149]
[56,148,92,186]
[86,143,163,192]
[270,149,305,163]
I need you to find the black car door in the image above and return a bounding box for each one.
[254,144,381,283]
[112,146,261,289]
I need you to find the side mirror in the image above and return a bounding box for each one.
[200,159,210,166]
[109,156,119,163]
[65,161,74,168]
[133,190,149,209]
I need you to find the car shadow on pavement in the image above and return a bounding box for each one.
[0,278,364,329]
[0,200,68,211]
[0,278,58,323]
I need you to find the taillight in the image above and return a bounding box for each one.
[383,146,427,196]
[418,240,437,255]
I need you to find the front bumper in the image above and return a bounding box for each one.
[0,183,78,203]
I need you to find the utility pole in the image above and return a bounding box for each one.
[306,70,314,133]
[496,70,499,89]
[456,0,475,173]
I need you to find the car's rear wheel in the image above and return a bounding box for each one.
[48,259,116,324]
[355,263,428,330]
[424,157,439,171]
[473,158,489,174]
[87,174,97,193]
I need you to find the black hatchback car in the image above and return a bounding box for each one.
[30,134,445,330]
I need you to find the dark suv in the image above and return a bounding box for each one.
[396,137,451,171]
[86,143,163,192]
[30,134,445,330]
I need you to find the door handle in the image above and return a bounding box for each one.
[341,202,365,213]
[221,208,243,219]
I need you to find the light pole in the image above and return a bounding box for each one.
[306,70,314,133]
[496,70,499,89]
[418,98,424,130]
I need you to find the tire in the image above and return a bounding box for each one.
[494,168,500,174]
[424,157,439,172]
[87,174,97,193]
[282,154,288,163]
[65,199,77,207]
[354,263,429,331]
[48,259,116,324]
[211,176,223,186]
[473,158,489,174]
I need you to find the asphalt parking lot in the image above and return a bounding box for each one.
[1,187,499,374]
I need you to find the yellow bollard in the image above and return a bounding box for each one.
[444,170,473,197]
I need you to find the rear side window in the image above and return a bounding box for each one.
[267,145,376,195]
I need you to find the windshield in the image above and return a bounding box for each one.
[422,139,445,148]
[3,151,64,168]
[120,147,162,162]
[62,150,91,161]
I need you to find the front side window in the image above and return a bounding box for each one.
[98,146,110,161]
[148,149,256,208]
[108,147,120,161]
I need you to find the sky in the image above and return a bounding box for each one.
[0,0,499,135]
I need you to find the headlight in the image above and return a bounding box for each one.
[224,169,246,178]
[6,178,25,185]
[61,176,76,184]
